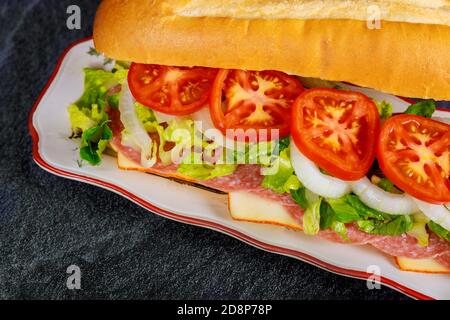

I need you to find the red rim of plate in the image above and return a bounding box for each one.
[29,37,449,301]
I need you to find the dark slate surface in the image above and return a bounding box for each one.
[1,0,448,300]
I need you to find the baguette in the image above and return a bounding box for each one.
[93,0,450,100]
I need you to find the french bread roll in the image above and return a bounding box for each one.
[93,0,450,100]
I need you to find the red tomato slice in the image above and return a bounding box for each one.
[291,88,380,181]
[128,63,217,116]
[378,114,450,204]
[209,69,304,141]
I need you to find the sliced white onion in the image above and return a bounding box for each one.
[412,198,450,231]
[119,82,156,168]
[290,143,351,198]
[191,106,247,151]
[350,177,418,215]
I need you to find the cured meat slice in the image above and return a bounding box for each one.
[436,251,450,268]
[203,165,264,192]
[370,232,450,259]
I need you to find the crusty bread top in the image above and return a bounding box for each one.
[171,0,450,26]
[94,0,450,100]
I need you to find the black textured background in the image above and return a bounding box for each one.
[1,0,447,300]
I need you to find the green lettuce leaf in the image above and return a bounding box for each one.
[79,121,113,166]
[75,68,118,110]
[161,118,239,180]
[404,100,436,118]
[344,195,388,220]
[107,94,120,109]
[376,100,393,120]
[331,221,349,242]
[135,103,157,126]
[319,201,335,230]
[291,186,319,210]
[278,136,290,152]
[377,178,396,193]
[428,221,450,243]
[357,215,413,236]
[407,222,429,247]
[303,197,322,235]
[291,188,309,210]
[177,161,237,180]
[319,201,350,240]
[245,141,276,166]
[262,148,300,193]
[291,187,322,235]
[68,104,96,133]
[68,68,119,133]
[321,194,413,237]
[326,197,361,223]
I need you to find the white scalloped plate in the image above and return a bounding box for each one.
[30,38,450,300]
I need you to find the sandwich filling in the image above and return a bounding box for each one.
[68,53,450,269]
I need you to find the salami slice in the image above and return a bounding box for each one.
[318,225,380,245]
[370,232,450,259]
[435,251,450,269]
[203,165,264,191]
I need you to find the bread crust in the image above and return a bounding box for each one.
[172,0,450,26]
[94,0,450,100]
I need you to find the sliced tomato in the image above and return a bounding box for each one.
[291,88,380,181]
[209,69,303,141]
[128,63,217,116]
[378,114,450,204]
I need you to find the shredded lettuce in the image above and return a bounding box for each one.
[107,94,120,109]
[303,197,322,235]
[69,65,128,130]
[135,103,157,127]
[291,187,312,210]
[68,60,131,164]
[246,141,275,166]
[75,68,118,110]
[343,195,388,220]
[260,137,300,193]
[293,192,414,239]
[327,197,361,223]
[282,175,301,193]
[319,201,350,241]
[79,121,113,166]
[407,222,429,247]
[175,131,289,181]
[319,201,335,230]
[277,137,291,152]
[291,186,322,235]
[377,178,397,193]
[177,162,237,181]
[376,100,393,120]
[136,114,237,179]
[68,104,97,133]
[68,67,127,165]
[68,68,120,132]
[428,221,450,243]
[410,211,430,247]
[261,148,300,193]
[326,194,413,236]
[357,215,413,236]
[404,100,436,118]
[331,221,349,241]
